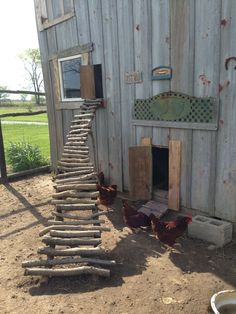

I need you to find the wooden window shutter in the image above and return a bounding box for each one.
[168,140,181,211]
[80,65,96,100]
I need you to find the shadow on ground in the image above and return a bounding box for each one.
[169,237,236,288]
[0,183,50,239]
[24,197,236,295]
[28,228,166,296]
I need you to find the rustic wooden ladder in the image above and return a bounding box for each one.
[22,99,115,278]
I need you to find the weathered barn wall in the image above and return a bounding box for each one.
[35,0,236,222]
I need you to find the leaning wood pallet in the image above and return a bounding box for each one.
[22,100,115,278]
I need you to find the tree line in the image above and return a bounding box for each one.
[0,48,45,105]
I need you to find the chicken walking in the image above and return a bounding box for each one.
[150,214,192,246]
[122,200,151,229]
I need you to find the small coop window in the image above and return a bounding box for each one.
[58,55,82,101]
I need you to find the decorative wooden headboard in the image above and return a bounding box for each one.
[132,91,218,130]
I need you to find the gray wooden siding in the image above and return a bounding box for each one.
[215,0,236,222]
[170,0,194,210]
[35,0,236,222]
[87,0,109,181]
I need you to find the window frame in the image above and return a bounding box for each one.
[58,54,83,102]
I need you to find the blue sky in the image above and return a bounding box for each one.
[0,0,39,90]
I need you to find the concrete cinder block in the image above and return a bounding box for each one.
[188,215,232,247]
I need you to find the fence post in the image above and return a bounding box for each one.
[0,120,7,183]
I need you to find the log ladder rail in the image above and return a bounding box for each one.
[22,100,115,278]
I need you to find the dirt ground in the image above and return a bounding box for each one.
[0,173,235,314]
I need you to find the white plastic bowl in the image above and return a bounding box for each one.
[211,290,236,314]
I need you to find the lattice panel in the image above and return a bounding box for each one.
[133,92,217,124]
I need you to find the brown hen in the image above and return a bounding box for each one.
[150,214,192,246]
[97,172,117,206]
[122,200,151,229]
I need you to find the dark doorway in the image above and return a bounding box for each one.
[152,146,169,191]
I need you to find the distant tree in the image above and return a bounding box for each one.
[19,49,44,105]
[0,86,9,102]
[20,94,27,102]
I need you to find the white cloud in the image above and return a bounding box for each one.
[0,0,39,90]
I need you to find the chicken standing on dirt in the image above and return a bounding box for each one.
[150,214,192,246]
[97,172,117,206]
[122,200,151,229]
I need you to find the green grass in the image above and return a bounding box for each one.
[0,105,50,173]
[0,107,48,122]
[2,124,50,167]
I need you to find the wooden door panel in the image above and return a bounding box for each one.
[168,140,181,211]
[129,146,152,200]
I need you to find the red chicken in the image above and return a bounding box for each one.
[97,172,117,206]
[150,214,192,246]
[122,200,151,229]
[97,184,117,206]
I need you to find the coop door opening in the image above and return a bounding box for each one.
[129,139,181,208]
[152,141,181,211]
[152,146,169,191]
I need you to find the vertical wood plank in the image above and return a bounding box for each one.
[34,0,59,170]
[74,0,91,46]
[170,0,195,93]
[191,130,216,212]
[50,58,64,157]
[51,0,63,19]
[47,0,79,163]
[133,0,153,159]
[55,17,78,52]
[0,121,7,182]
[215,0,236,222]
[64,0,74,14]
[133,0,152,99]
[168,140,181,211]
[88,0,109,180]
[46,28,58,55]
[62,110,73,144]
[43,6,58,163]
[74,0,98,172]
[140,137,152,146]
[192,0,221,213]
[59,0,65,16]
[152,0,170,95]
[170,0,195,208]
[152,128,169,147]
[34,0,47,31]
[101,0,122,189]
[151,0,170,152]
[136,126,153,146]
[117,0,135,190]
[169,129,192,208]
[129,146,152,200]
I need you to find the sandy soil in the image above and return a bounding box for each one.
[0,173,235,314]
